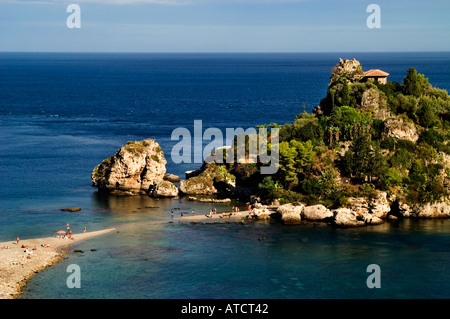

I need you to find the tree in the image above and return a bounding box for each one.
[291,113,324,145]
[318,168,339,196]
[279,141,300,189]
[391,93,419,120]
[341,80,350,106]
[346,135,373,180]
[418,97,440,128]
[278,139,316,189]
[340,135,387,182]
[403,67,421,97]
[258,176,282,201]
[381,167,403,189]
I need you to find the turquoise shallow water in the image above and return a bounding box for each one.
[20,214,450,299]
[1,52,449,299]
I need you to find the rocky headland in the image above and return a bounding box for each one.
[92,58,449,228]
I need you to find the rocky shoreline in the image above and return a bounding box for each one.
[177,192,450,228]
[91,138,449,228]
[270,193,450,227]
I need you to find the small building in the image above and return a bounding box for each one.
[364,69,389,84]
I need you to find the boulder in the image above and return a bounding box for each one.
[179,176,216,195]
[302,204,333,221]
[91,139,166,195]
[60,207,82,212]
[276,204,304,225]
[180,162,235,196]
[253,206,275,220]
[332,208,365,227]
[163,173,180,183]
[150,180,179,197]
[363,213,384,225]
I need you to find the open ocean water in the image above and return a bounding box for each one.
[1,52,450,299]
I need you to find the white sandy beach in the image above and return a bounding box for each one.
[0,228,116,299]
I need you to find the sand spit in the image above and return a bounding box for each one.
[0,228,116,299]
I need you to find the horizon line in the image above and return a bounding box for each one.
[1,50,449,54]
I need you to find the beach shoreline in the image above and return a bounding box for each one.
[0,228,116,299]
[175,207,277,224]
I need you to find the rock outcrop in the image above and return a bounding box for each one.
[163,173,181,183]
[331,191,390,227]
[332,208,366,227]
[179,175,217,195]
[411,197,450,218]
[360,88,391,120]
[330,58,364,83]
[382,117,419,142]
[179,162,236,196]
[276,204,304,225]
[91,139,177,197]
[150,180,179,197]
[302,204,333,221]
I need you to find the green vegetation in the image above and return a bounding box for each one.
[151,155,160,162]
[125,140,146,154]
[209,63,450,206]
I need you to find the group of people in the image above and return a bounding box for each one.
[168,202,263,220]
[7,223,87,261]
[205,208,217,218]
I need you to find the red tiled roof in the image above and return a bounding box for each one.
[365,69,389,77]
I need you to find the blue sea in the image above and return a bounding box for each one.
[1,52,450,299]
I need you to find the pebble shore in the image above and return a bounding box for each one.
[0,228,116,299]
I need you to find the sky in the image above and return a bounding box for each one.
[0,0,449,52]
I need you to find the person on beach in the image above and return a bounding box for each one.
[16,237,19,245]
[192,209,195,216]
[83,227,86,233]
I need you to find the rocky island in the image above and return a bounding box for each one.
[91,139,179,197]
[92,59,449,227]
